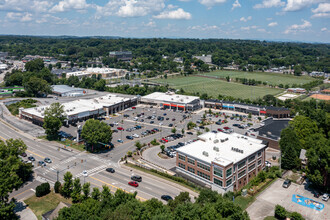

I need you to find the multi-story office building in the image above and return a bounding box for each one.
[109,51,133,61]
[176,132,267,193]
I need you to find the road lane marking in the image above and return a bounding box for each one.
[26,150,45,159]
[89,176,146,201]
[9,188,33,200]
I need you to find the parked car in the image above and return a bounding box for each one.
[106,168,115,173]
[314,191,321,198]
[265,161,271,168]
[217,128,224,132]
[132,134,139,138]
[38,161,46,166]
[126,136,133,140]
[161,195,173,201]
[117,139,123,143]
[233,124,240,127]
[212,130,218,133]
[322,193,329,202]
[123,114,129,118]
[132,107,136,109]
[187,132,193,135]
[28,156,35,161]
[282,179,291,188]
[117,127,124,130]
[150,121,154,124]
[20,152,27,157]
[172,118,176,121]
[44,157,52,163]
[131,175,142,182]
[168,123,173,127]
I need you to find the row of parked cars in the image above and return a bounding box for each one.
[160,133,183,143]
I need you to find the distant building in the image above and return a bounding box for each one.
[109,51,132,61]
[255,118,290,150]
[66,68,128,79]
[0,52,8,59]
[176,132,267,193]
[0,63,8,70]
[51,85,86,97]
[287,88,306,94]
[193,55,212,64]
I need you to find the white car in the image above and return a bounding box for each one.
[159,122,163,126]
[322,193,329,202]
[265,161,271,168]
[82,170,88,177]
[132,133,139,138]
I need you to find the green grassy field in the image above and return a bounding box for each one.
[153,76,283,100]
[200,70,315,86]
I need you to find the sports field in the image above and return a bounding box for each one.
[200,70,315,86]
[152,76,283,100]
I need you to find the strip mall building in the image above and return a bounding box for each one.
[141,92,201,111]
[204,99,290,118]
[176,132,267,193]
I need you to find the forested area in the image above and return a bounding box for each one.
[1,36,329,73]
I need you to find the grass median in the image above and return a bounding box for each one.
[38,135,85,152]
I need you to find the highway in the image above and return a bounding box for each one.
[0,119,197,202]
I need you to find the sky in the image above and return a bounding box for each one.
[0,0,329,43]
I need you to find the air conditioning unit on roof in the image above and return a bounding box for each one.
[202,151,209,157]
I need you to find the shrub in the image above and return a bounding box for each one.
[290,212,304,220]
[274,205,287,219]
[54,181,61,193]
[36,182,51,197]
[127,151,132,157]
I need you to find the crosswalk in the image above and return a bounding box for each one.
[75,164,107,178]
[51,156,77,169]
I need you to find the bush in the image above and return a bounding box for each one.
[274,205,287,219]
[290,212,304,220]
[36,182,51,197]
[54,181,61,193]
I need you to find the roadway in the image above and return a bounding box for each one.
[0,119,197,202]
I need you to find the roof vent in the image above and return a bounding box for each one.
[202,151,209,157]
[213,146,219,152]
[213,139,219,144]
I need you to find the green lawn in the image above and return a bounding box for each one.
[152,76,283,100]
[25,192,71,220]
[201,70,315,86]
[234,195,255,210]
[7,99,37,116]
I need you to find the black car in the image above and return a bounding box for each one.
[124,114,129,118]
[233,124,240,127]
[20,152,27,157]
[187,132,193,135]
[161,195,173,201]
[113,129,118,133]
[282,179,291,188]
[106,168,115,173]
[126,136,134,140]
[169,123,173,127]
[28,156,35,161]
[150,121,154,124]
[131,175,142,182]
[314,191,321,198]
[215,121,222,125]
[178,142,185,146]
[199,126,205,129]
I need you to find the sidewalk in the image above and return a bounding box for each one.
[14,201,38,220]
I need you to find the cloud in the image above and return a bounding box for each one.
[311,3,330,18]
[154,8,192,19]
[198,0,227,8]
[241,25,257,31]
[6,12,33,22]
[321,27,328,31]
[268,22,278,27]
[232,0,241,10]
[50,0,90,13]
[283,0,324,12]
[189,24,220,31]
[240,16,252,22]
[144,20,156,27]
[284,19,312,34]
[96,0,165,18]
[254,0,285,9]
[0,0,53,13]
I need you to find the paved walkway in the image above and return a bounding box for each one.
[14,201,38,220]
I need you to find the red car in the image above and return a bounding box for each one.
[223,127,230,130]
[132,107,136,109]
[128,181,139,187]
[161,138,168,142]
[117,127,124,130]
[217,128,224,132]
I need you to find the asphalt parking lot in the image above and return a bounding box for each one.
[247,179,330,220]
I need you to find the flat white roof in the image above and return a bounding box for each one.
[22,94,135,119]
[177,132,266,167]
[142,92,199,105]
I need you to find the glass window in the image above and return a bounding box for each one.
[178,154,185,161]
[214,178,223,187]
[238,170,246,179]
[214,167,223,178]
[258,160,262,166]
[197,171,210,180]
[226,168,232,177]
[226,178,232,186]
[249,164,256,171]
[258,151,262,158]
[188,158,195,165]
[178,163,185,169]
[197,162,210,171]
[237,160,246,170]
[233,165,236,172]
[248,155,256,163]
[188,167,195,173]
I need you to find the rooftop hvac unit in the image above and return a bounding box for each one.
[34,107,37,110]
[213,146,219,152]
[220,139,225,143]
[41,113,44,116]
[176,96,179,98]
[225,138,228,141]
[202,151,209,157]
[213,139,219,143]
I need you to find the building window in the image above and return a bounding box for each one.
[214,178,223,187]
[188,158,195,165]
[188,167,195,174]
[214,167,223,178]
[258,151,262,158]
[197,162,210,172]
[237,160,246,170]
[258,160,262,166]
[233,165,236,172]
[248,155,256,163]
[238,170,246,179]
[197,171,210,180]
[233,175,236,181]
[249,164,256,171]
[178,163,185,169]
[226,178,232,187]
[178,154,185,161]
[226,168,232,178]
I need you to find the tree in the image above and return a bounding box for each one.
[81,119,112,152]
[181,128,185,135]
[160,145,165,153]
[25,59,44,72]
[91,187,100,200]
[275,205,287,219]
[0,139,32,219]
[171,128,177,134]
[24,76,51,97]
[82,182,90,201]
[279,127,301,170]
[94,79,106,91]
[43,103,65,140]
[71,178,82,203]
[54,181,61,193]
[187,121,196,130]
[56,62,62,69]
[61,172,73,198]
[135,141,142,151]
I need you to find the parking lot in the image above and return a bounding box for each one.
[247,179,330,220]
